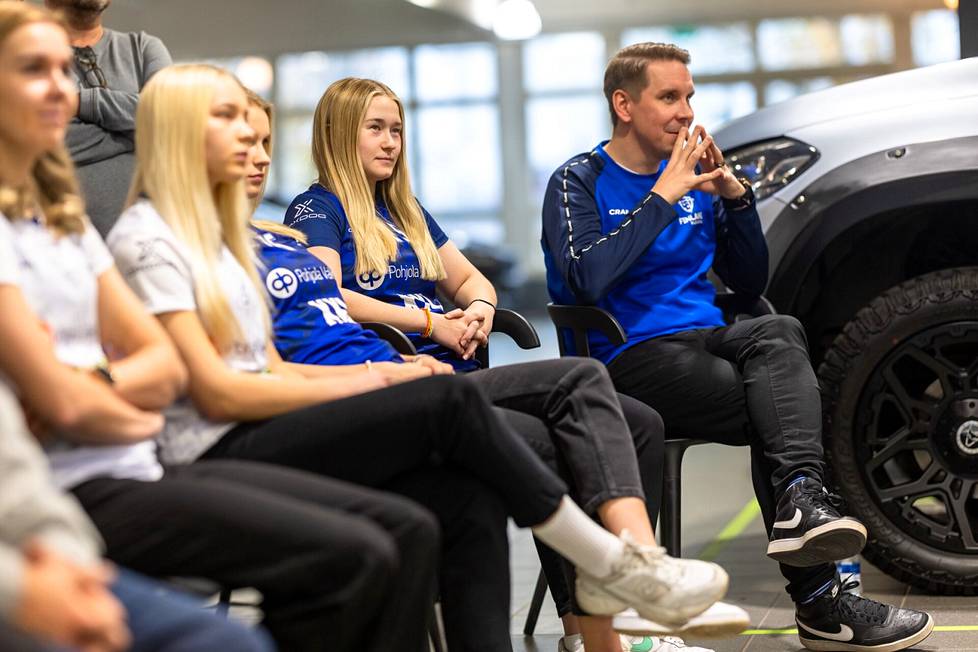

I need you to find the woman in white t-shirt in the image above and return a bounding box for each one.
[108,63,731,652]
[0,7,443,652]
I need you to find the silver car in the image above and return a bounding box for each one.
[716,57,978,594]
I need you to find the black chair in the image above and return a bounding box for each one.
[522,292,774,636]
[364,308,541,364]
[366,308,541,652]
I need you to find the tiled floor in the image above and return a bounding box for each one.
[492,315,978,652]
[507,444,978,652]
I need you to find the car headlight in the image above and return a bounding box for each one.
[724,138,819,201]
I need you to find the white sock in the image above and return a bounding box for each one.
[532,496,625,578]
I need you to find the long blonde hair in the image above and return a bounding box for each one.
[0,2,85,233]
[311,77,445,281]
[128,64,267,352]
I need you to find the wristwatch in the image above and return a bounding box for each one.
[724,177,755,210]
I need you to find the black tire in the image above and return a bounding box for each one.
[819,267,978,594]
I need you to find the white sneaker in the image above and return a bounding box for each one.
[649,636,714,652]
[558,633,714,652]
[613,602,750,639]
[575,531,728,627]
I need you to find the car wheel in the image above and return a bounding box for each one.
[819,267,978,594]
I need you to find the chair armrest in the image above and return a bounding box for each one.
[473,308,541,368]
[361,322,418,355]
[492,308,541,350]
[546,304,626,357]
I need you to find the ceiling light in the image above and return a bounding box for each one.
[492,0,542,40]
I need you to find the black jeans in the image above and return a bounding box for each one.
[609,314,835,602]
[471,358,650,513]
[202,374,569,652]
[502,392,665,617]
[471,358,665,617]
[73,460,438,652]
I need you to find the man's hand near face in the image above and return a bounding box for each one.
[652,125,746,204]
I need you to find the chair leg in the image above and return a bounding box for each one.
[660,442,690,558]
[215,587,232,618]
[523,568,549,636]
[429,602,448,652]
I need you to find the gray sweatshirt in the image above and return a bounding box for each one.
[66,28,171,237]
[0,386,102,619]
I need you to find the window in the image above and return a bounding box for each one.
[410,43,502,220]
[523,32,606,92]
[758,15,893,70]
[691,82,756,130]
[523,32,607,199]
[277,115,315,201]
[526,95,608,197]
[912,10,961,66]
[275,47,410,112]
[415,43,497,101]
[415,104,501,213]
[622,24,754,75]
[765,77,834,105]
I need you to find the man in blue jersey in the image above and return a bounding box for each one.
[541,42,933,652]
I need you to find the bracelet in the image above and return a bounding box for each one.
[421,307,434,338]
[467,298,496,311]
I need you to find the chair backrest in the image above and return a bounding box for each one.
[547,292,775,358]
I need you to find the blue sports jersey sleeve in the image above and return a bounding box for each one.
[285,188,347,252]
[541,159,678,304]
[421,205,448,248]
[711,196,768,297]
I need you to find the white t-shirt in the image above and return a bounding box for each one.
[0,214,163,489]
[108,200,269,464]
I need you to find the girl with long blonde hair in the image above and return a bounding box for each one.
[113,66,731,652]
[0,4,333,651]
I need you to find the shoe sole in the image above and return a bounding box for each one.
[577,569,729,628]
[767,519,867,567]
[614,611,750,639]
[798,614,934,652]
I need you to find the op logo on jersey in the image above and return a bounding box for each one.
[356,269,386,291]
[266,267,299,299]
[678,195,696,213]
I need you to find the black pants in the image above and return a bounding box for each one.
[609,314,835,602]
[507,393,665,617]
[202,374,569,652]
[73,460,439,652]
[471,359,649,512]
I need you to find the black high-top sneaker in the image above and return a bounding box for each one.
[767,477,867,566]
[795,577,934,652]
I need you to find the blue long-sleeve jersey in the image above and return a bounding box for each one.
[541,142,768,363]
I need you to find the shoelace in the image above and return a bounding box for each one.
[834,580,888,625]
[799,484,847,514]
[629,542,682,585]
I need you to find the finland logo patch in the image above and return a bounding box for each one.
[678,195,696,213]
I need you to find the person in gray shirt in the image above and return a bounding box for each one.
[46,0,171,236]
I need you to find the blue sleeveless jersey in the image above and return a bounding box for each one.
[285,184,479,371]
[254,227,401,366]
